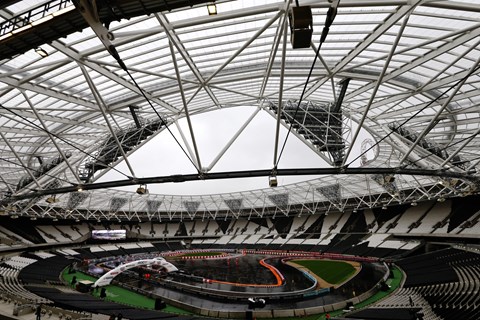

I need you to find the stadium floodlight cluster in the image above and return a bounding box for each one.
[269,100,345,167]
[16,153,71,191]
[388,122,472,171]
[317,184,342,207]
[268,193,289,211]
[78,119,164,183]
[109,197,128,213]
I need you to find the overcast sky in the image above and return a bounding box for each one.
[99,106,369,195]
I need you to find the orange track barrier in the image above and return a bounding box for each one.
[207,258,285,287]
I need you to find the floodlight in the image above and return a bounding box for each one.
[31,14,53,26]
[0,32,13,41]
[12,24,32,34]
[35,47,48,58]
[52,5,75,17]
[136,185,148,194]
[269,175,278,187]
[207,4,217,15]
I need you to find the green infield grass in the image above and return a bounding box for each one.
[61,268,193,315]
[292,259,356,284]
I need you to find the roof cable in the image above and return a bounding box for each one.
[0,103,132,181]
[108,45,201,173]
[275,0,340,169]
[346,63,480,169]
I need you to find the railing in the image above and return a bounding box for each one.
[0,0,72,37]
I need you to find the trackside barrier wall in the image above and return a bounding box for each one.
[146,262,390,318]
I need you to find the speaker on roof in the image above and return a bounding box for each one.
[289,6,313,49]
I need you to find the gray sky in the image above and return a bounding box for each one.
[99,106,370,195]
[101,107,344,195]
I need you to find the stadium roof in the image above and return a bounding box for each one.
[0,0,479,221]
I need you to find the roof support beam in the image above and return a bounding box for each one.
[398,54,480,166]
[342,9,412,166]
[49,41,179,114]
[206,107,261,172]
[0,76,99,110]
[344,22,479,73]
[440,126,480,170]
[0,130,43,191]
[273,7,289,168]
[155,13,220,109]
[168,40,203,173]
[258,3,289,99]
[5,166,478,202]
[344,24,480,102]
[304,3,417,98]
[205,10,283,83]
[173,118,199,170]
[78,64,136,179]
[21,90,83,184]
[0,174,15,194]
[70,1,179,114]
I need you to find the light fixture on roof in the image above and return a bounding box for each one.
[207,3,217,16]
[288,6,313,49]
[0,32,13,41]
[12,24,32,34]
[207,3,217,15]
[31,14,54,26]
[411,201,417,206]
[35,47,48,58]
[30,216,37,220]
[76,185,83,192]
[52,5,76,17]
[382,205,387,210]
[136,184,148,195]
[269,175,278,187]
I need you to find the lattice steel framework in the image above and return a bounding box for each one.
[0,0,479,221]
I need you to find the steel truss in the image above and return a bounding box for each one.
[0,0,479,221]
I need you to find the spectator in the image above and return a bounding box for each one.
[35,305,42,320]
